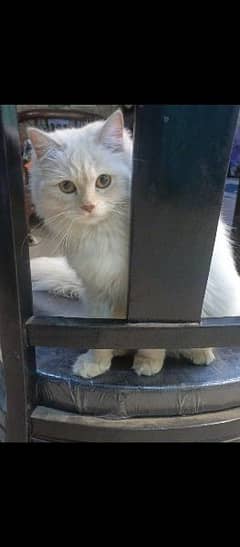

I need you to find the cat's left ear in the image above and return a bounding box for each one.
[99,109,124,151]
[27,127,62,159]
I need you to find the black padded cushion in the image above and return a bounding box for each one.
[2,291,240,423]
[32,291,240,418]
[36,345,240,418]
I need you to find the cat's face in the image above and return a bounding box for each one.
[28,110,133,229]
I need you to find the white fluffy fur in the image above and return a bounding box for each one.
[202,220,240,317]
[23,110,240,378]
[30,256,85,299]
[29,111,132,318]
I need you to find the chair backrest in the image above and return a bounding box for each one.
[0,104,239,441]
[128,105,239,322]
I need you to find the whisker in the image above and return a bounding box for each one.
[32,212,72,238]
[50,218,76,256]
[63,219,75,253]
[21,212,66,255]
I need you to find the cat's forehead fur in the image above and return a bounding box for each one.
[50,121,107,149]
[30,118,132,177]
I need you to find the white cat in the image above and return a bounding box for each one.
[28,109,240,378]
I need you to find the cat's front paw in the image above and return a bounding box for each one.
[132,350,165,376]
[181,348,215,366]
[49,283,84,300]
[72,350,112,379]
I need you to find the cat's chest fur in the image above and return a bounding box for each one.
[66,215,129,309]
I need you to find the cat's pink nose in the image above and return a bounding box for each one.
[81,203,96,213]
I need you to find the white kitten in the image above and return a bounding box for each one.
[28,110,240,378]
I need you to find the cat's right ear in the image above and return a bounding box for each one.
[99,110,124,151]
[27,128,62,159]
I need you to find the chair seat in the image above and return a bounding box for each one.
[33,291,240,418]
[2,291,240,426]
[36,345,240,418]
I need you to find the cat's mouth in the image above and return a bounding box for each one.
[79,209,96,218]
[75,208,107,225]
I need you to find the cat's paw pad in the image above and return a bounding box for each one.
[132,354,165,376]
[72,354,111,379]
[50,284,84,300]
[186,349,215,366]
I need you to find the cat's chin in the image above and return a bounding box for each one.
[76,212,109,226]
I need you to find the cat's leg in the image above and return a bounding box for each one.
[72,304,128,378]
[179,348,215,365]
[133,349,166,376]
[72,348,129,378]
[72,349,113,378]
[72,301,114,378]
[30,257,85,300]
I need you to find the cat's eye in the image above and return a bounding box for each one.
[96,174,112,189]
[59,180,77,194]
